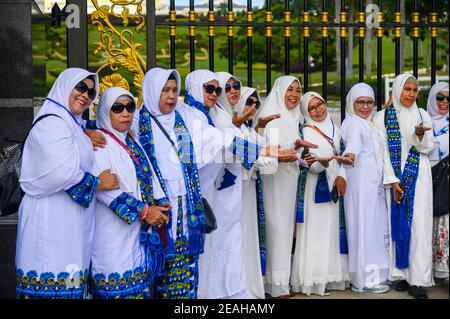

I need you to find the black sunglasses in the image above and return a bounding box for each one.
[74,81,97,100]
[246,97,261,109]
[203,84,222,96]
[111,101,136,114]
[225,80,241,93]
[436,92,449,102]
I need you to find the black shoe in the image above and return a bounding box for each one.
[408,285,428,299]
[395,280,410,292]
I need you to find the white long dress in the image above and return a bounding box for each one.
[372,77,436,286]
[290,120,350,296]
[16,68,99,299]
[257,76,304,298]
[341,116,390,290]
[89,87,167,299]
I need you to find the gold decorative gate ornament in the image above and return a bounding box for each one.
[90,0,146,108]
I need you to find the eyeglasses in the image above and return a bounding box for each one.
[203,84,222,96]
[436,92,449,102]
[74,81,96,100]
[111,101,136,114]
[245,97,261,109]
[308,101,326,113]
[354,99,375,107]
[225,80,241,93]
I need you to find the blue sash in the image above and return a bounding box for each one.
[255,171,266,276]
[385,105,421,269]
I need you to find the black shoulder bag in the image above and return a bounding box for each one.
[147,113,217,234]
[432,155,449,217]
[0,114,61,216]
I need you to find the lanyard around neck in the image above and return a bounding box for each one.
[100,129,143,170]
[304,119,337,154]
[46,97,85,131]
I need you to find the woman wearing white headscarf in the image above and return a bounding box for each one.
[340,83,390,293]
[255,75,305,298]
[184,70,262,299]
[132,67,233,299]
[426,82,449,281]
[89,87,170,299]
[290,91,349,297]
[15,68,118,298]
[373,73,436,299]
[234,86,274,299]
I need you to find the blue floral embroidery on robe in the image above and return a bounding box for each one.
[155,197,199,299]
[108,192,145,225]
[16,268,89,299]
[90,266,149,299]
[65,172,98,208]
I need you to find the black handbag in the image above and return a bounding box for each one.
[431,155,449,217]
[148,112,217,234]
[202,196,217,234]
[0,114,61,216]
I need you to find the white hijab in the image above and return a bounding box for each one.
[427,82,449,161]
[185,69,217,104]
[95,87,142,195]
[300,91,334,135]
[216,71,242,117]
[390,74,425,137]
[427,82,449,128]
[97,87,134,142]
[141,67,184,182]
[236,86,262,128]
[20,68,99,195]
[257,76,303,149]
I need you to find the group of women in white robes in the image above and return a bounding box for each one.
[15,65,447,300]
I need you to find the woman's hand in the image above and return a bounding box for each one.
[315,156,333,168]
[333,176,347,197]
[414,124,431,141]
[333,153,355,166]
[391,182,404,204]
[96,169,119,191]
[144,205,170,227]
[232,105,256,128]
[261,145,298,162]
[294,139,318,150]
[303,152,317,166]
[254,114,281,132]
[85,129,106,150]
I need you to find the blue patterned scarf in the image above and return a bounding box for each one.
[255,171,266,276]
[385,104,421,269]
[139,106,206,256]
[184,93,215,127]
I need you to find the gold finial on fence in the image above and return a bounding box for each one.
[247,11,253,22]
[284,11,291,23]
[376,12,383,38]
[227,11,235,22]
[284,26,291,37]
[340,11,347,37]
[321,12,328,23]
[412,12,420,38]
[208,10,215,22]
[208,26,215,37]
[266,11,273,23]
[188,10,196,22]
[247,26,254,37]
[169,10,176,22]
[357,12,365,38]
[321,11,328,38]
[303,11,310,23]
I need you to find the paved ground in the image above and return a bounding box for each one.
[286,280,449,299]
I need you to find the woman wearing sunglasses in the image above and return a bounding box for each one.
[89,87,170,299]
[15,68,119,299]
[426,82,449,284]
[183,70,298,299]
